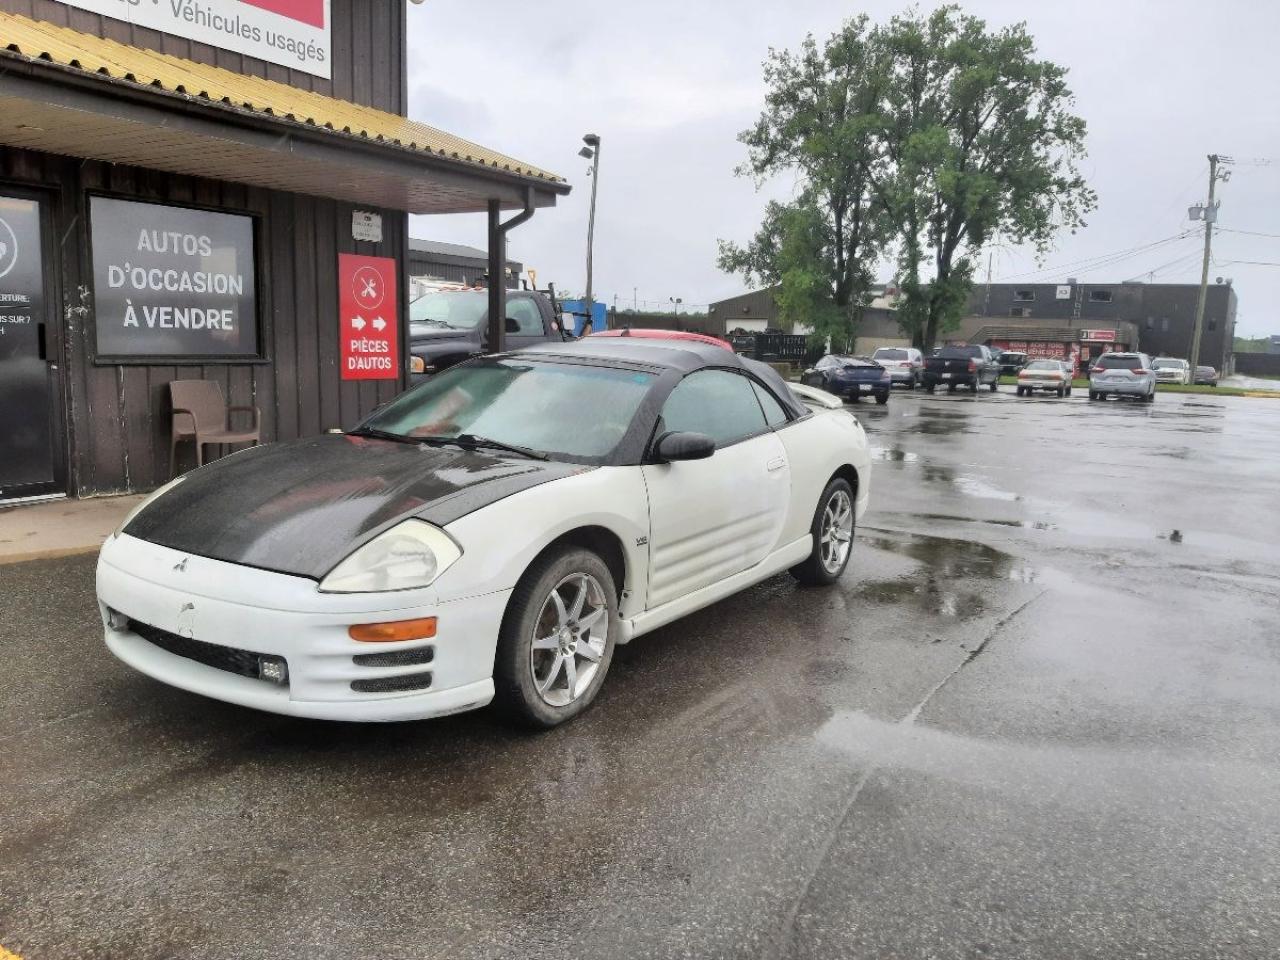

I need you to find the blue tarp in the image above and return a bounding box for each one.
[559,299,608,336]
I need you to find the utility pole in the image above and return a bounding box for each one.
[1189,154,1230,368]
[580,134,601,328]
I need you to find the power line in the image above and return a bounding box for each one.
[1122,250,1203,283]
[1218,227,1280,239]
[1213,258,1280,267]
[996,230,1197,282]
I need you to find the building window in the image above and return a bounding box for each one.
[1013,289,1036,302]
[1161,318,1169,332]
[1145,318,1154,330]
[1208,319,1217,331]
[1089,290,1113,303]
[1009,307,1032,318]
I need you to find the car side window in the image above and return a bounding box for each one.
[506,298,544,336]
[659,370,769,447]
[750,380,789,427]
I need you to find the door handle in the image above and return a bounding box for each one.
[766,457,786,472]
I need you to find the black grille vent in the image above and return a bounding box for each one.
[128,619,278,684]
[350,672,433,694]
[352,646,435,668]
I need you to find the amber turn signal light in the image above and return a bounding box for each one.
[348,617,438,643]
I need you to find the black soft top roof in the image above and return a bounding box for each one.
[510,338,808,418]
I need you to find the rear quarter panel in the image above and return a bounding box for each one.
[776,409,871,544]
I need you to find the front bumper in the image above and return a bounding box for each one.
[97,534,505,722]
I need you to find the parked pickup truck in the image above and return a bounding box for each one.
[408,288,566,383]
[922,345,1001,393]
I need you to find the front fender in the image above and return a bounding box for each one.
[432,466,651,620]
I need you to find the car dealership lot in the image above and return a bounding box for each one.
[3,391,1279,960]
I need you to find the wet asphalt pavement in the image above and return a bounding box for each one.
[3,390,1279,960]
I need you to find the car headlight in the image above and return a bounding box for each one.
[115,475,186,537]
[319,519,461,593]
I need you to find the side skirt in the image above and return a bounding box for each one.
[618,535,813,644]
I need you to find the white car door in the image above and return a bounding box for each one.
[641,369,791,609]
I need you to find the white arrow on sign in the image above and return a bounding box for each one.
[351,315,366,331]
[372,316,387,332]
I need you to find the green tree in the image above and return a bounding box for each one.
[876,6,1097,349]
[718,17,890,351]
[721,8,1096,354]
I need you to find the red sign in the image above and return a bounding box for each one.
[1081,329,1116,341]
[339,253,398,380]
[239,0,325,28]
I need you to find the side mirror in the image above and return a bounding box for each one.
[654,431,716,462]
[505,317,520,333]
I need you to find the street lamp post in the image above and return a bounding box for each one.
[580,133,601,333]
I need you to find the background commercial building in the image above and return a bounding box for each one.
[0,1,567,503]
[407,238,522,289]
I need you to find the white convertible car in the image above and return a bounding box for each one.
[97,333,870,727]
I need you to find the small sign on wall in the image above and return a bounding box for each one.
[339,253,398,380]
[351,211,383,244]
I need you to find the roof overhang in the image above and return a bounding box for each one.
[0,24,569,215]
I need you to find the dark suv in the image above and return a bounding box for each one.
[408,289,566,383]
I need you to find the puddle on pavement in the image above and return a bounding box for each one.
[889,511,1055,531]
[899,406,976,436]
[855,530,1039,620]
[870,445,920,463]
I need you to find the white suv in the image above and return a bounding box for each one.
[871,347,924,388]
[1089,352,1157,402]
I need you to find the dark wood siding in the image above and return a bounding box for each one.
[1,144,408,496]
[0,0,405,114]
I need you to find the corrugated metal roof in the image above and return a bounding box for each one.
[0,12,565,186]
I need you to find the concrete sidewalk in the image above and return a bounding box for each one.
[0,494,145,565]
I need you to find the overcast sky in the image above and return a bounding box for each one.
[405,0,1280,337]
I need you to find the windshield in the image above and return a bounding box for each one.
[360,359,654,462]
[409,291,489,332]
[873,348,908,360]
[1154,358,1186,369]
[938,346,982,359]
[1025,360,1060,371]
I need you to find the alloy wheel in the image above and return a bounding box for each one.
[529,573,608,707]
[819,489,854,574]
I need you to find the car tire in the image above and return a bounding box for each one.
[1144,390,1155,403]
[1015,386,1024,397]
[947,383,957,393]
[790,477,856,587]
[989,379,998,392]
[1057,385,1066,398]
[875,391,889,405]
[924,383,935,394]
[970,381,979,394]
[1066,386,1073,396]
[1088,391,1099,401]
[493,546,618,728]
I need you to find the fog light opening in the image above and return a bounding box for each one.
[258,656,289,685]
[106,608,130,632]
[348,617,438,643]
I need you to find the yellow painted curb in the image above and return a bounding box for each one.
[1,943,25,960]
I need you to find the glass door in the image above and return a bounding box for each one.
[0,194,61,501]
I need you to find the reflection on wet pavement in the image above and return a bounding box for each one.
[854,530,1039,620]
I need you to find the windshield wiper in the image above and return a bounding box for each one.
[428,433,548,461]
[347,426,419,445]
